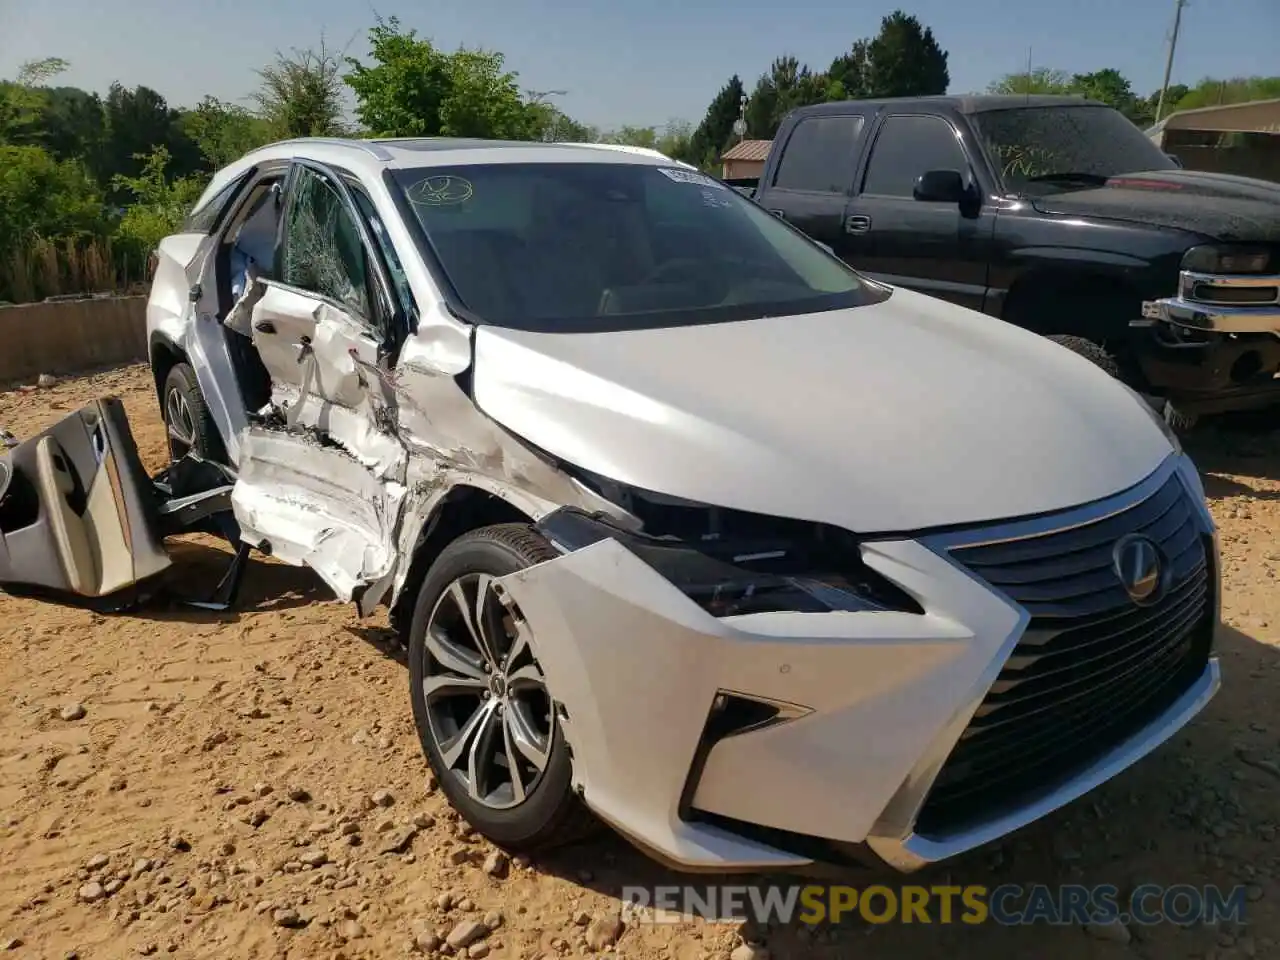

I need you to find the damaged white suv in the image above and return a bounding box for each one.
[2,137,1220,873]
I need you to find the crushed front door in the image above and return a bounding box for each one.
[231,161,411,604]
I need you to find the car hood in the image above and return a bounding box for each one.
[470,288,1174,534]
[1031,169,1280,242]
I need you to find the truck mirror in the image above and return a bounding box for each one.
[914,169,967,203]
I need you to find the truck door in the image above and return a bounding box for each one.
[756,114,869,257]
[844,113,994,311]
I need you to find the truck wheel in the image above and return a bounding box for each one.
[1046,335,1121,379]
[407,524,597,852]
[162,362,227,464]
[1162,400,1200,434]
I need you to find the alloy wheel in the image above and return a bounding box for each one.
[164,388,196,461]
[421,573,555,810]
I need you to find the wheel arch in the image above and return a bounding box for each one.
[389,483,538,636]
[1002,268,1143,342]
[149,332,187,405]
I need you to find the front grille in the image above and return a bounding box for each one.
[915,474,1215,837]
[1191,282,1277,306]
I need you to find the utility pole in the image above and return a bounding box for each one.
[1155,0,1188,122]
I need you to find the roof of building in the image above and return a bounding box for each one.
[721,139,773,162]
[1146,97,1280,139]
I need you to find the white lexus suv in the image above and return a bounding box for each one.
[0,136,1220,874]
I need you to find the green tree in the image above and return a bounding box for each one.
[657,118,693,161]
[183,96,274,168]
[687,74,745,169]
[253,42,348,139]
[864,11,949,97]
[987,68,1075,96]
[100,83,201,188]
[603,125,659,148]
[524,91,596,142]
[1172,75,1280,111]
[0,145,103,255]
[345,16,541,139]
[745,56,828,139]
[827,40,871,101]
[0,57,70,145]
[40,87,106,165]
[110,146,208,266]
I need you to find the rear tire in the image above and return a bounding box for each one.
[162,362,226,464]
[1045,334,1122,379]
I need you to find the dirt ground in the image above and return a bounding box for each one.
[1,364,1278,960]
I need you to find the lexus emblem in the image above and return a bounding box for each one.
[1112,534,1165,605]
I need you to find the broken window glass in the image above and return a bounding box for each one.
[281,168,372,319]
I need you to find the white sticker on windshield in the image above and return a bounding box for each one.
[700,187,732,208]
[658,167,726,189]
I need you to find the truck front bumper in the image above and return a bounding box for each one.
[1131,299,1280,415]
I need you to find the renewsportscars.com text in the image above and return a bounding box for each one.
[621,883,1248,926]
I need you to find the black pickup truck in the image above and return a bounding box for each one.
[749,95,1280,425]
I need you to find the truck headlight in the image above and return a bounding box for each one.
[1182,244,1271,275]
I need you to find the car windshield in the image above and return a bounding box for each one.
[971,105,1177,195]
[391,162,881,331]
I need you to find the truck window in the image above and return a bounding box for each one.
[772,116,865,194]
[862,115,969,198]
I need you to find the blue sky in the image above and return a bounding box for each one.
[2,0,1276,130]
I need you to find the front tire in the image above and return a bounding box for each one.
[407,524,594,851]
[161,362,226,463]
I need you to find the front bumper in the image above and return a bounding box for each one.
[1130,316,1280,414]
[498,455,1220,873]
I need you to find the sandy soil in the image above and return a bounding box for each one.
[1,364,1278,960]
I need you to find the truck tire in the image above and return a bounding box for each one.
[162,362,227,464]
[1161,401,1200,435]
[1046,335,1122,379]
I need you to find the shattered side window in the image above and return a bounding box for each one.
[281,168,371,319]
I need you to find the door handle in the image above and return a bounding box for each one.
[769,209,787,219]
[253,319,276,334]
[845,215,872,234]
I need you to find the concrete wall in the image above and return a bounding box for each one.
[0,296,148,384]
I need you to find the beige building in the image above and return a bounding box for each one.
[1147,98,1280,183]
[720,140,772,180]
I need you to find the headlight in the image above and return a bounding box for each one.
[537,506,923,617]
[1181,244,1271,275]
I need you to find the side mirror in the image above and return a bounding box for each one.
[913,169,967,203]
[1165,152,1183,168]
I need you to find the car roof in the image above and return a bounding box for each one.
[196,136,695,213]
[791,94,1100,118]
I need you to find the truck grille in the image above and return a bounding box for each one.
[915,473,1214,837]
